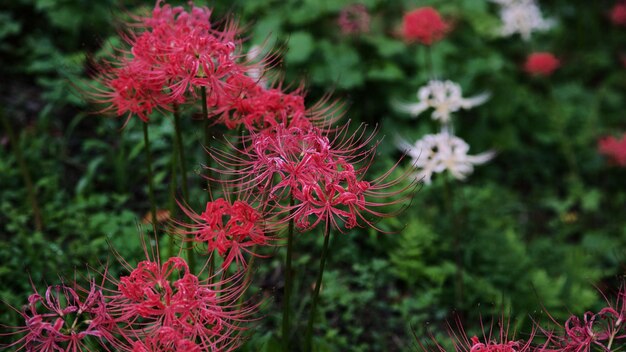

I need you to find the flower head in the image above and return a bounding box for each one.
[395,80,490,125]
[338,4,371,35]
[494,0,555,41]
[208,123,411,232]
[397,132,495,184]
[535,281,626,352]
[524,52,560,76]
[611,2,626,27]
[216,73,312,132]
[103,253,255,351]
[598,133,626,166]
[91,1,262,125]
[177,197,272,269]
[417,315,535,352]
[3,280,117,351]
[402,7,449,45]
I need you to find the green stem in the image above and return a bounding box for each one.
[201,86,211,196]
[0,110,43,232]
[142,122,158,233]
[443,177,463,311]
[173,103,194,273]
[168,145,178,258]
[173,104,189,200]
[200,87,215,279]
[425,45,435,79]
[305,225,332,352]
[282,198,295,352]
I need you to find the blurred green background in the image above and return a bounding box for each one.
[1,0,625,350]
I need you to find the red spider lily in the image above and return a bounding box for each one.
[417,315,535,352]
[598,133,626,166]
[176,197,274,269]
[123,1,246,103]
[215,73,311,131]
[104,255,254,351]
[524,52,560,76]
[90,235,258,352]
[1,280,118,351]
[338,4,371,35]
[611,2,626,27]
[214,73,343,133]
[207,122,411,233]
[91,1,266,123]
[90,58,170,124]
[537,283,626,351]
[131,327,201,351]
[402,7,449,45]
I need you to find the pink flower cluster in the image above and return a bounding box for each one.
[215,74,310,132]
[4,282,117,351]
[338,4,371,35]
[4,257,252,351]
[401,7,449,45]
[524,52,561,76]
[93,1,247,122]
[92,0,335,133]
[110,256,249,350]
[611,2,626,27]
[180,198,270,269]
[419,284,626,352]
[598,133,626,166]
[209,123,407,233]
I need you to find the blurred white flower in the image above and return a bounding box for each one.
[395,80,490,125]
[397,132,495,184]
[495,0,555,41]
[246,45,268,88]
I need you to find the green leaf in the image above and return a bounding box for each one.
[285,31,315,64]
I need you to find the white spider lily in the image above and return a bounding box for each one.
[495,0,555,41]
[246,45,268,88]
[397,132,495,184]
[395,80,490,125]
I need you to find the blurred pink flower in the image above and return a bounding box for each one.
[611,2,626,27]
[338,4,371,35]
[402,7,449,45]
[598,133,626,166]
[524,52,560,76]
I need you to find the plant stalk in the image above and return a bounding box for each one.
[173,103,194,273]
[168,145,178,258]
[282,198,295,352]
[443,177,463,312]
[142,122,158,233]
[305,225,332,352]
[1,110,43,232]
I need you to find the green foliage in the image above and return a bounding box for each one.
[2,0,626,350]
